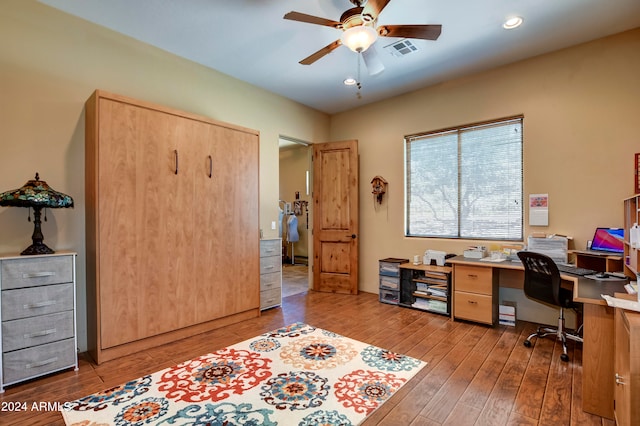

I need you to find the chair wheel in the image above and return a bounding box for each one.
[523,340,532,348]
[561,353,569,362]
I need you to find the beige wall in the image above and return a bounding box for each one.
[0,1,329,351]
[2,0,638,349]
[329,28,640,324]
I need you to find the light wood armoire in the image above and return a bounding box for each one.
[85,90,260,364]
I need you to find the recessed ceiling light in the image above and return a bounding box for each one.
[503,16,523,29]
[344,78,357,86]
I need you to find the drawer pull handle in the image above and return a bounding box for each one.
[467,300,478,304]
[22,271,55,278]
[264,265,274,269]
[615,373,626,385]
[468,274,478,278]
[24,300,57,309]
[26,357,58,369]
[24,328,57,339]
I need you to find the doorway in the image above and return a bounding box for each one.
[279,136,312,297]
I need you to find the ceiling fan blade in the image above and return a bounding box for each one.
[362,48,385,76]
[362,0,392,22]
[299,40,342,65]
[378,24,442,40]
[284,11,342,29]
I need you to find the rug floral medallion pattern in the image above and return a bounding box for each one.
[62,322,426,426]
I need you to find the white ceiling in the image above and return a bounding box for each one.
[40,0,640,114]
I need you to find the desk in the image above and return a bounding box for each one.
[447,255,627,419]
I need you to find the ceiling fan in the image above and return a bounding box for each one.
[284,0,442,76]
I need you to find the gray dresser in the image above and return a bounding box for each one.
[260,238,282,310]
[0,252,77,393]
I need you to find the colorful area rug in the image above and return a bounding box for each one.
[61,322,426,425]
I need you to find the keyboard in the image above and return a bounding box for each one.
[556,263,597,276]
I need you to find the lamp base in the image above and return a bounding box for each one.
[21,242,55,256]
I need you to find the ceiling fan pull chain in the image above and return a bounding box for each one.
[357,54,362,99]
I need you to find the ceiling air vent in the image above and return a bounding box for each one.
[383,39,418,57]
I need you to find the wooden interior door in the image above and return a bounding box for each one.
[312,140,359,294]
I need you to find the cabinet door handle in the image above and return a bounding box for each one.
[208,155,213,178]
[23,271,55,278]
[615,373,626,385]
[24,328,57,339]
[174,149,179,175]
[26,357,58,369]
[24,300,57,309]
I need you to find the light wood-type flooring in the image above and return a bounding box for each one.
[282,263,309,297]
[0,291,613,425]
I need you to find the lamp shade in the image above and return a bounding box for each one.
[0,173,74,208]
[341,25,378,52]
[0,173,73,255]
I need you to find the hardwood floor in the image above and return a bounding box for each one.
[0,291,614,425]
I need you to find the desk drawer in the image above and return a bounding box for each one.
[455,265,493,295]
[260,256,281,275]
[2,311,74,352]
[454,291,494,324]
[1,256,73,290]
[2,338,76,384]
[1,283,74,321]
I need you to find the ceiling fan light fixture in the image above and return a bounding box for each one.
[503,16,523,29]
[341,25,378,52]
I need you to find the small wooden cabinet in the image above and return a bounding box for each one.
[399,263,452,316]
[614,308,640,426]
[0,252,78,393]
[260,239,282,310]
[452,263,498,325]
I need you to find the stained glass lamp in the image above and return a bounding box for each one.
[0,173,74,255]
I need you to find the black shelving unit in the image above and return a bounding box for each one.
[399,264,452,316]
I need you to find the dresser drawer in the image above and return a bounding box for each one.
[454,291,494,324]
[260,271,281,291]
[260,239,281,258]
[1,256,73,290]
[260,255,281,275]
[2,311,74,352]
[2,338,76,385]
[260,287,281,309]
[1,283,74,321]
[455,265,493,295]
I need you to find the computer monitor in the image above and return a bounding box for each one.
[590,227,624,253]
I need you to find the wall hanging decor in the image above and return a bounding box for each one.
[371,175,388,204]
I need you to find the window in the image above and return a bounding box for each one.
[405,116,523,240]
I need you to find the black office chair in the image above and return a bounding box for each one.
[517,251,583,362]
